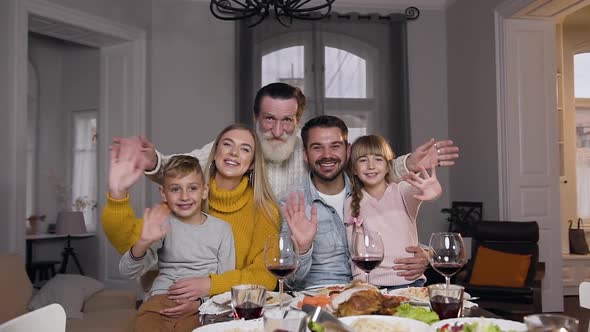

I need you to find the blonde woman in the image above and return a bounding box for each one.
[102,123,280,317]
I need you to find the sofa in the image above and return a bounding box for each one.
[0,253,136,332]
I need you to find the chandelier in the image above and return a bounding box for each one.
[210,0,336,27]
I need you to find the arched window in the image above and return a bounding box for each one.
[239,14,410,153]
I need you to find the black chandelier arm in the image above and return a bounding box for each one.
[211,0,251,12]
[404,6,420,20]
[283,0,335,12]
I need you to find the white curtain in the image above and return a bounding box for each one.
[71,111,97,231]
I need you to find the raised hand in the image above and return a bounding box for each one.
[139,204,171,244]
[108,145,145,199]
[281,191,318,254]
[404,166,442,201]
[112,136,157,171]
[406,138,459,172]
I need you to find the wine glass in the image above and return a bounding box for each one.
[350,229,384,284]
[428,232,466,287]
[264,234,299,312]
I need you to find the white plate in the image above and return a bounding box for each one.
[300,283,348,295]
[429,317,527,332]
[193,318,262,332]
[210,291,294,308]
[388,287,471,304]
[339,315,430,332]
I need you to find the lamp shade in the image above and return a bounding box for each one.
[56,211,87,235]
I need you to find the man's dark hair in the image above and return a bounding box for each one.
[301,115,349,148]
[253,82,306,121]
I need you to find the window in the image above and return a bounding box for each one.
[239,14,410,154]
[71,110,97,231]
[574,52,590,220]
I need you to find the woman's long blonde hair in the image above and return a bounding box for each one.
[205,123,279,225]
[348,135,396,219]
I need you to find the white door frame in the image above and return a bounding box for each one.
[495,1,564,312]
[8,0,147,287]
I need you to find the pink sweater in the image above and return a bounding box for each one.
[344,182,424,287]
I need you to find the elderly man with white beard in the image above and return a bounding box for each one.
[120,82,459,198]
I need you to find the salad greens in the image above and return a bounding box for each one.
[436,319,518,332]
[395,303,440,324]
[308,321,325,332]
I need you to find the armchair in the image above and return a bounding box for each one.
[455,221,544,316]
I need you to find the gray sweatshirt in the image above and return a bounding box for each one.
[119,213,235,297]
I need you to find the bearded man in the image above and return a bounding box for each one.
[121,82,458,198]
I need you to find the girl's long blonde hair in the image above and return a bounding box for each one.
[205,123,279,226]
[348,135,396,219]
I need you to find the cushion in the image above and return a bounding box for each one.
[0,254,33,324]
[28,274,104,319]
[469,246,532,288]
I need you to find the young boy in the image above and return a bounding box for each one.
[107,154,235,331]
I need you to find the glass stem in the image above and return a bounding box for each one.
[445,276,451,287]
[366,272,370,284]
[278,278,284,312]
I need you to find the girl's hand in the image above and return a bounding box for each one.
[404,165,442,201]
[139,204,171,243]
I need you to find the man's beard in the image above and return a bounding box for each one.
[256,124,298,163]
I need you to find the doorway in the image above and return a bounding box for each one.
[4,0,147,288]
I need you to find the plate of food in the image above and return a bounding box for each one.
[429,317,527,332]
[300,284,349,296]
[208,291,294,310]
[389,287,471,305]
[193,318,262,331]
[339,315,429,332]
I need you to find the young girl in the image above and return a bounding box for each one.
[344,135,442,289]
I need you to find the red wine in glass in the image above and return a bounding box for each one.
[266,264,297,278]
[351,230,384,284]
[432,262,463,276]
[352,256,383,273]
[264,234,300,312]
[234,301,263,320]
[430,295,462,319]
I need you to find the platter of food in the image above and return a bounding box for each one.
[388,287,472,306]
[339,315,429,332]
[429,317,527,332]
[293,282,438,325]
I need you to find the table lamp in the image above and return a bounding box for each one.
[56,211,87,235]
[55,211,87,274]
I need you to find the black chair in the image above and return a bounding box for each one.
[441,201,483,237]
[455,221,545,317]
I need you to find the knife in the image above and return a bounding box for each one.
[301,304,356,332]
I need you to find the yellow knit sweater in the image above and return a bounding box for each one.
[101,177,279,295]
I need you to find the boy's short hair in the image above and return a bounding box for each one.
[162,155,204,182]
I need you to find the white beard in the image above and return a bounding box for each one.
[256,124,298,163]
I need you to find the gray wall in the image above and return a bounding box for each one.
[446,0,504,220]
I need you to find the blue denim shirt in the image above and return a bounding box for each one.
[280,173,352,290]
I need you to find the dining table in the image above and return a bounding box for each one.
[198,301,502,326]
